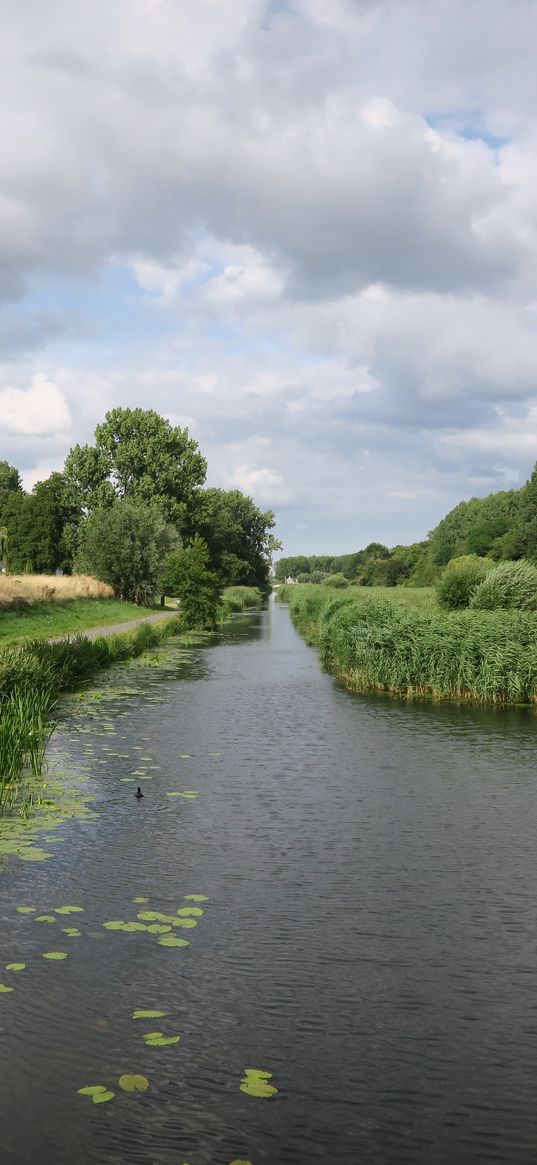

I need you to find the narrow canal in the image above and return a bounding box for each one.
[2,598,537,1164]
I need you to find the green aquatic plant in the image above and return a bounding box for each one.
[77,1085,115,1104]
[5,963,25,971]
[42,951,68,960]
[16,906,36,913]
[143,1031,181,1047]
[35,914,56,923]
[132,1009,166,1020]
[176,907,203,917]
[184,894,208,902]
[54,906,84,914]
[158,935,190,948]
[239,1068,278,1099]
[0,983,14,993]
[118,1074,149,1093]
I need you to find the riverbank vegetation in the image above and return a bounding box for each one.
[0,408,280,608]
[275,459,537,589]
[0,573,114,608]
[0,598,160,648]
[282,584,537,705]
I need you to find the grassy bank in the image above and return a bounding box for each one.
[0,616,185,812]
[219,585,264,619]
[282,584,537,705]
[0,597,162,647]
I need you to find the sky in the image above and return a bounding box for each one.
[1,0,537,556]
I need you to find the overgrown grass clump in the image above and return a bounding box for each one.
[284,584,537,704]
[218,586,263,620]
[0,617,182,809]
[470,559,537,611]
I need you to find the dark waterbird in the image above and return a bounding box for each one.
[134,787,144,799]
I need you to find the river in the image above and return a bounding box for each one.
[1,598,537,1164]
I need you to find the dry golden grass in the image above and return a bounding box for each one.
[0,574,114,609]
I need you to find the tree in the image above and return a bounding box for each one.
[64,407,207,529]
[160,535,221,628]
[0,526,7,570]
[0,460,22,508]
[189,488,280,588]
[75,499,179,604]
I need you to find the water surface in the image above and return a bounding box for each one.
[1,599,537,1164]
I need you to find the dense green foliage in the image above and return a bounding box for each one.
[0,409,278,597]
[436,556,493,610]
[470,560,537,611]
[75,500,178,604]
[276,459,537,589]
[160,536,221,628]
[284,584,537,704]
[218,585,264,620]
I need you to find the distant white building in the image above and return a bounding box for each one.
[285,576,299,585]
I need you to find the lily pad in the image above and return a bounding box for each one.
[42,951,68,960]
[118,1074,149,1093]
[179,754,192,759]
[137,911,171,923]
[93,1090,115,1104]
[62,927,81,937]
[55,906,84,915]
[176,907,204,917]
[6,963,25,972]
[77,1085,106,1097]
[103,920,127,930]
[158,935,190,948]
[35,915,56,923]
[184,895,208,902]
[147,924,172,934]
[172,917,197,929]
[143,1031,181,1047]
[16,906,36,914]
[239,1068,278,1099]
[132,897,149,904]
[132,1010,166,1020]
[0,983,14,993]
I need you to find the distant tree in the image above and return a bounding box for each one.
[64,407,207,529]
[0,460,22,506]
[75,499,178,604]
[160,535,221,628]
[0,525,8,570]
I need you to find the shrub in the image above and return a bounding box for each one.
[436,556,492,610]
[470,559,537,611]
[324,573,349,588]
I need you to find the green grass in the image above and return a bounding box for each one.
[283,584,537,705]
[218,585,264,619]
[0,598,160,647]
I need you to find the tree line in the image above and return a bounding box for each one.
[275,461,537,587]
[0,407,279,621]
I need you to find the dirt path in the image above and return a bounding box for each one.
[53,610,176,643]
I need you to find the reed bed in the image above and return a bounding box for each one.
[218,585,264,620]
[0,616,183,810]
[0,574,114,609]
[283,584,537,704]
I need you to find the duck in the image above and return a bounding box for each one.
[134,787,144,799]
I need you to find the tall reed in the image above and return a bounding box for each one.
[284,584,537,704]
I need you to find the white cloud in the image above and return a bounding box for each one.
[0,373,72,436]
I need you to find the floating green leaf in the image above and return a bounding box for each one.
[147,924,172,934]
[103,920,126,930]
[35,915,56,923]
[77,1085,106,1097]
[92,1090,115,1104]
[172,917,197,929]
[62,927,81,937]
[42,951,68,960]
[132,1010,166,1020]
[0,983,14,993]
[6,963,25,972]
[229,1160,254,1165]
[55,906,84,915]
[118,1073,149,1093]
[158,933,190,947]
[176,907,204,917]
[132,897,149,904]
[184,895,208,902]
[239,1068,278,1099]
[16,906,36,914]
[137,911,172,923]
[179,754,192,759]
[143,1031,181,1047]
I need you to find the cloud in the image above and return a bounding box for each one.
[0,374,72,437]
[1,0,537,552]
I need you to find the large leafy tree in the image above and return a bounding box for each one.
[75,499,179,604]
[160,535,221,628]
[190,488,280,588]
[64,408,207,528]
